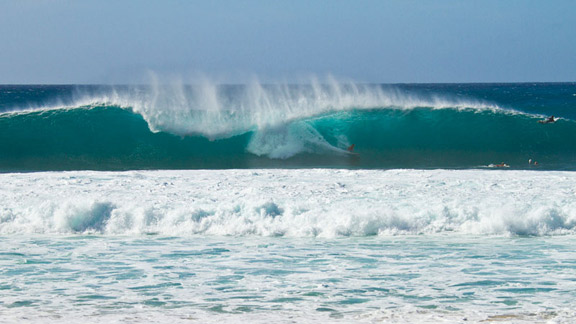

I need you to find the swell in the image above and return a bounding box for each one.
[309,108,576,169]
[0,103,575,171]
[0,105,254,171]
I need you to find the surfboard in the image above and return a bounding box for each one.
[487,163,510,168]
[538,117,557,124]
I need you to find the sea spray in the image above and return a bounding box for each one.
[1,82,575,170]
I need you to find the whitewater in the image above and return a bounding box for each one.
[1,169,576,236]
[1,169,576,323]
[2,82,576,323]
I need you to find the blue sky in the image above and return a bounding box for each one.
[1,0,575,84]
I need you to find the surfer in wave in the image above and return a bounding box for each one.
[538,116,556,124]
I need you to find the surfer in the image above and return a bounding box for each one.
[347,144,355,152]
[494,162,509,168]
[538,116,556,124]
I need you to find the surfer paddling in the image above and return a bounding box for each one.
[538,116,556,124]
[489,162,509,168]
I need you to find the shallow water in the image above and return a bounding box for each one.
[1,169,576,323]
[1,235,575,323]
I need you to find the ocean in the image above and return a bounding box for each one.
[1,82,575,323]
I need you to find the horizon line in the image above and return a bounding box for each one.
[1,81,575,87]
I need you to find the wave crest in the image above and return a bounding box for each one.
[131,78,507,139]
[1,77,506,138]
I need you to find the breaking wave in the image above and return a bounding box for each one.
[1,169,575,237]
[0,80,574,171]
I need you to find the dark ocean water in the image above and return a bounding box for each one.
[0,82,575,171]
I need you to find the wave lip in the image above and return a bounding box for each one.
[1,169,576,237]
[1,80,507,138]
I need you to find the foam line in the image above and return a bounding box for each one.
[1,169,575,237]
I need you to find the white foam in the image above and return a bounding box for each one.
[1,169,575,237]
[126,77,509,139]
[0,79,528,160]
[246,122,346,158]
[0,77,509,138]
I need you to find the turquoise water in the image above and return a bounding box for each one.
[1,83,575,171]
[1,235,575,323]
[1,81,576,323]
[1,168,576,323]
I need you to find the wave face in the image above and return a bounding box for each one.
[1,82,575,171]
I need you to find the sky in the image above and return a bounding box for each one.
[0,0,575,84]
